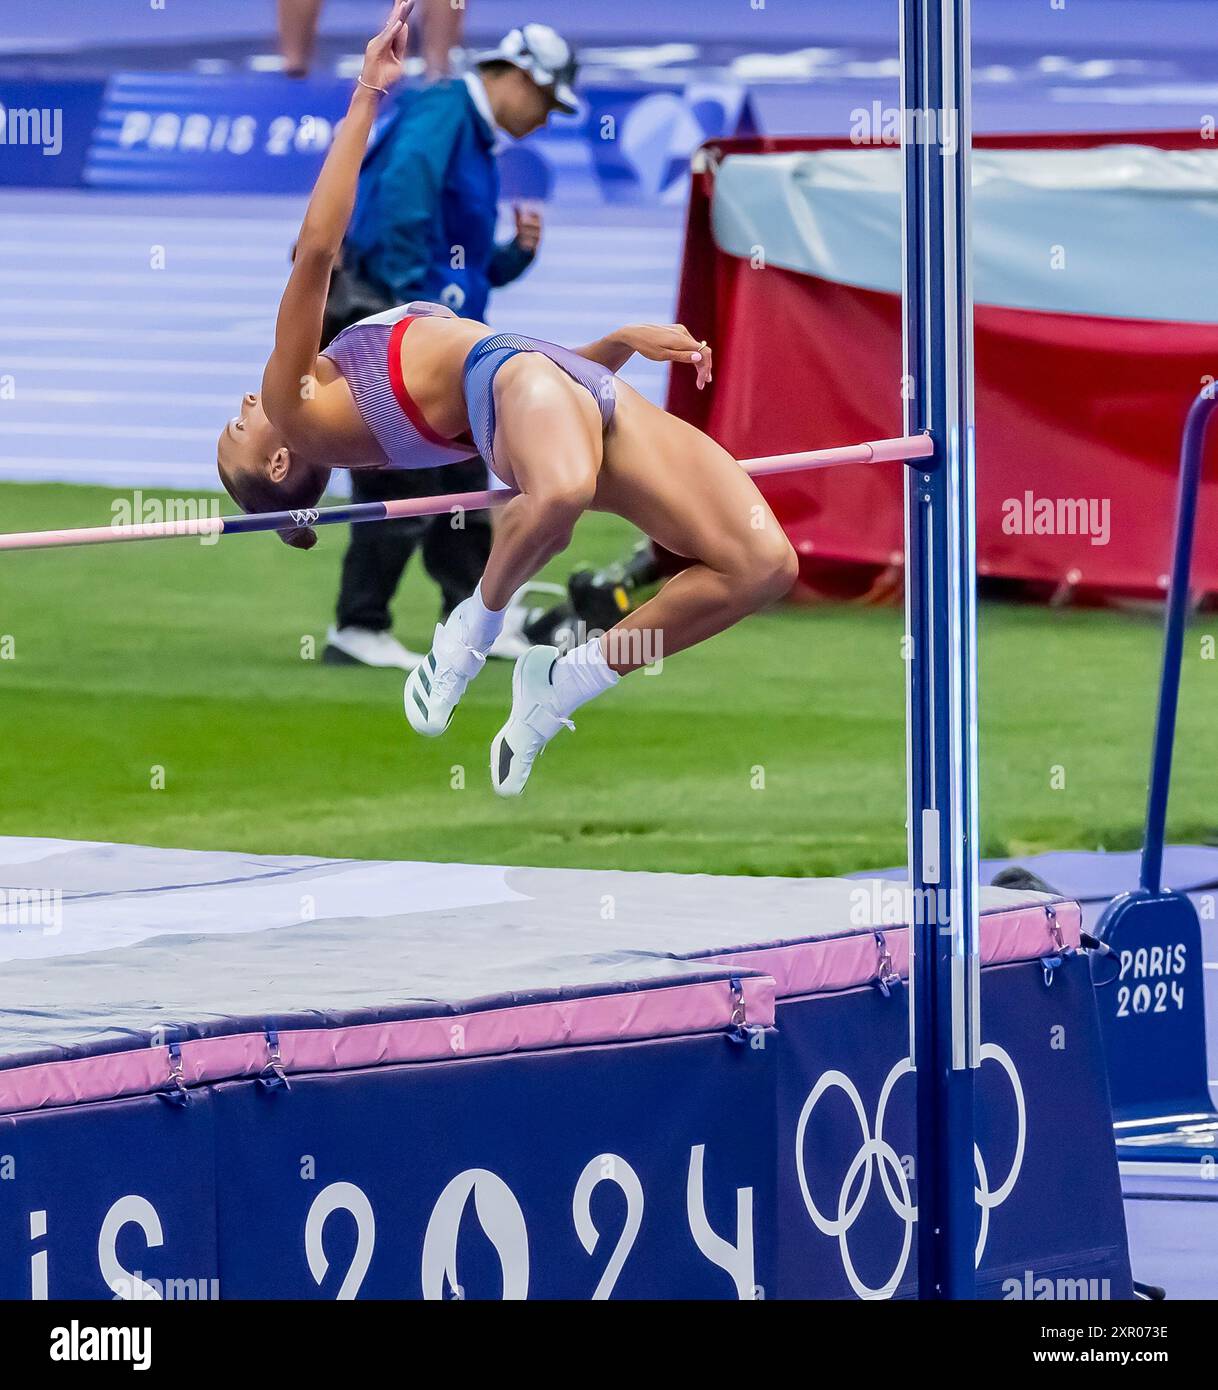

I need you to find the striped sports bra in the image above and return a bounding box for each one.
[322,302,480,470]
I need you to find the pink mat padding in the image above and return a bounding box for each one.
[0,975,776,1116]
[705,900,1080,1000]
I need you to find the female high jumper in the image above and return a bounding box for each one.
[218,3,797,796]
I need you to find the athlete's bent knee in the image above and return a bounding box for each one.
[744,536,799,608]
[531,472,596,538]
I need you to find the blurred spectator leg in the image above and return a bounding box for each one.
[419,456,493,619]
[279,0,325,77]
[327,469,428,669]
[421,0,466,78]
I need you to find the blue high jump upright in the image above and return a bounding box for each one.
[901,0,982,1298]
[1094,386,1218,1162]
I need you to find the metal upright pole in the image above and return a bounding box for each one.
[901,0,980,1298]
[1138,388,1218,897]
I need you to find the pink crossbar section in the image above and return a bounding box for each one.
[744,433,934,476]
[0,516,227,549]
[703,900,1081,1001]
[0,975,776,1116]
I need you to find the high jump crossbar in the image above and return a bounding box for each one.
[0,435,933,553]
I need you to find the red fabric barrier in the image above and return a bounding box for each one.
[669,133,1218,600]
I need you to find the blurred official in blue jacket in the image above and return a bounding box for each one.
[323,24,578,670]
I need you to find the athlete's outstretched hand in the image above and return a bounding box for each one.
[361,1,412,93]
[618,324,713,390]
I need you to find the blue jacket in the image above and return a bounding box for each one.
[343,78,534,322]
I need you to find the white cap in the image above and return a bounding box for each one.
[477,23,578,114]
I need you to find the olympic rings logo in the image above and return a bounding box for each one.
[793,1044,1025,1300]
[290,509,320,525]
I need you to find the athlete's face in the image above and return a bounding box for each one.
[216,391,329,549]
[218,393,287,483]
[216,392,293,504]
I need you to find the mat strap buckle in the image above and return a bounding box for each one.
[1040,904,1070,986]
[874,931,901,998]
[157,1040,190,1107]
[726,975,753,1044]
[258,1028,290,1092]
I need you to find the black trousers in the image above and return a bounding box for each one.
[335,458,492,631]
[324,275,492,633]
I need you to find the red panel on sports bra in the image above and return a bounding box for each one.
[386,316,475,451]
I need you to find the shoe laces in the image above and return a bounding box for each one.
[431,665,464,703]
[432,656,482,703]
[518,710,575,770]
[430,629,484,700]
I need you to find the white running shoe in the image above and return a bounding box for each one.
[404,622,486,737]
[325,626,424,670]
[490,645,574,797]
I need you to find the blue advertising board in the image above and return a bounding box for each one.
[0,80,106,187]
[0,956,1131,1300]
[0,71,749,202]
[0,1032,775,1301]
[85,73,351,194]
[775,957,1133,1300]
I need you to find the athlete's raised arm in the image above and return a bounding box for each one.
[262,2,412,423]
[573,323,712,390]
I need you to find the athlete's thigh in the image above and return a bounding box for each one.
[490,355,604,494]
[594,382,783,564]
